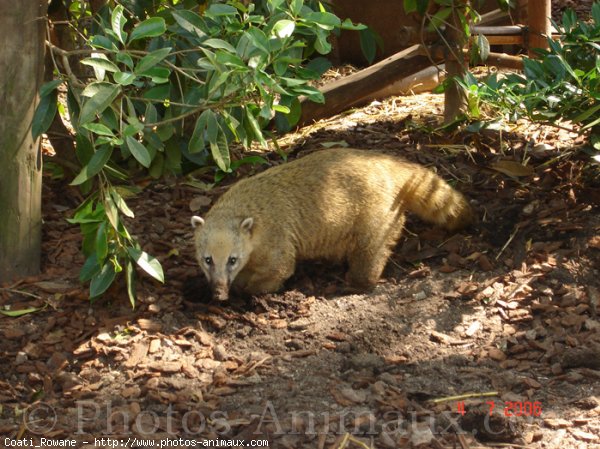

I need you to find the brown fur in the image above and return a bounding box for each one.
[192,148,473,300]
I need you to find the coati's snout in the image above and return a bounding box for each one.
[210,281,230,301]
[191,215,254,301]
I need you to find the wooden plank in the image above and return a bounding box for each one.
[298,45,436,126]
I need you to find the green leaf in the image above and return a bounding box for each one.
[40,79,63,97]
[71,146,113,185]
[403,0,417,13]
[472,34,490,64]
[149,152,165,179]
[572,103,600,124]
[125,136,152,168]
[189,109,210,153]
[95,221,108,261]
[172,10,206,38]
[81,57,119,73]
[75,132,94,165]
[127,247,164,283]
[79,83,120,125]
[80,254,101,282]
[593,2,600,25]
[245,28,270,54]
[104,194,119,230]
[211,133,230,172]
[245,107,267,148]
[32,90,57,139]
[82,122,115,136]
[359,28,378,65]
[110,188,135,218]
[215,51,246,69]
[205,4,238,17]
[0,307,41,317]
[135,47,172,74]
[116,52,134,69]
[90,262,116,298]
[428,7,452,31]
[314,31,332,54]
[114,71,136,85]
[273,104,290,114]
[111,4,128,44]
[91,35,118,51]
[129,17,166,42]
[138,66,171,84]
[306,57,332,76]
[417,0,429,14]
[306,12,341,30]
[203,38,237,53]
[272,20,295,38]
[143,85,171,102]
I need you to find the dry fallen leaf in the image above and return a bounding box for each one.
[189,195,212,211]
[490,160,535,177]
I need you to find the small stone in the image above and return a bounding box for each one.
[213,345,229,361]
[15,351,28,365]
[488,347,507,361]
[413,291,427,301]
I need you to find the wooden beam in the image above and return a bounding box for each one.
[485,52,524,70]
[482,35,524,45]
[298,45,437,126]
[472,25,523,35]
[478,8,510,26]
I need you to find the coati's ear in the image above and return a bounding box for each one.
[191,216,204,228]
[240,217,254,233]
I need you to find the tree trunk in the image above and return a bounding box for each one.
[444,1,470,123]
[0,1,46,282]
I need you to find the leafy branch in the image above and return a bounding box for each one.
[35,0,365,305]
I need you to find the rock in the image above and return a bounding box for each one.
[15,351,28,365]
[213,344,229,361]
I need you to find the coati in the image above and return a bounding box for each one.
[191,148,473,300]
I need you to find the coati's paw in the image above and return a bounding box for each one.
[344,271,379,291]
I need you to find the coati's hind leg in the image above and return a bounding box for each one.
[346,216,405,289]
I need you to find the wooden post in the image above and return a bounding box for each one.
[0,1,46,281]
[528,0,551,57]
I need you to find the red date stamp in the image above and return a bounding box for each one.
[487,400,543,417]
[456,400,543,417]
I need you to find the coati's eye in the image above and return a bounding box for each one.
[228,257,237,265]
[204,256,213,265]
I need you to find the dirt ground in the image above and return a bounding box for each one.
[2,2,600,446]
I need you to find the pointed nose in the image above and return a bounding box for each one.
[211,282,229,301]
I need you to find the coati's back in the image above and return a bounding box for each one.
[207,148,472,238]
[193,148,472,299]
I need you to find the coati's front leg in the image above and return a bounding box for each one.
[235,246,296,296]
